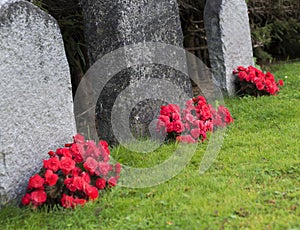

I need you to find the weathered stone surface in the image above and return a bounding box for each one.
[0,1,76,205]
[204,0,254,96]
[79,0,192,145]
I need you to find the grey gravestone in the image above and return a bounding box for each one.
[0,1,76,205]
[79,0,192,145]
[204,0,254,96]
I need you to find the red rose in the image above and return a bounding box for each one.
[173,120,184,133]
[199,105,212,121]
[56,148,72,158]
[169,104,180,114]
[81,172,91,184]
[184,122,191,131]
[43,157,60,172]
[196,96,207,106]
[99,140,110,155]
[278,79,284,86]
[83,157,98,175]
[21,193,31,206]
[61,194,75,208]
[73,133,85,144]
[60,157,75,175]
[184,113,196,124]
[95,178,106,190]
[83,185,98,200]
[70,144,84,163]
[156,119,167,134]
[176,135,197,144]
[48,151,55,157]
[108,177,117,187]
[74,198,86,207]
[96,162,111,177]
[213,116,223,128]
[64,177,73,186]
[185,99,195,110]
[256,82,264,91]
[200,130,207,142]
[166,122,174,133]
[237,66,246,71]
[171,112,180,121]
[247,73,255,82]
[160,105,171,116]
[72,167,82,177]
[30,190,47,207]
[238,71,247,80]
[190,128,201,139]
[85,141,101,159]
[44,170,58,186]
[101,151,110,162]
[66,181,77,192]
[158,115,171,125]
[266,72,275,81]
[115,162,122,174]
[28,174,44,190]
[73,176,85,191]
[76,143,86,161]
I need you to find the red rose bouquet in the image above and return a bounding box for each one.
[233,66,284,96]
[21,134,121,209]
[156,96,234,143]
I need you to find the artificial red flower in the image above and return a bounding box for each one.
[71,167,82,177]
[233,66,283,96]
[173,120,184,133]
[61,194,75,208]
[95,178,106,190]
[108,177,117,187]
[83,185,98,200]
[21,193,31,205]
[66,179,77,192]
[56,148,72,158]
[60,157,75,175]
[30,190,47,207]
[48,151,55,157]
[176,135,197,144]
[279,79,284,86]
[83,157,98,175]
[72,176,84,191]
[22,134,121,209]
[43,157,60,172]
[28,174,45,190]
[166,122,174,133]
[70,144,84,163]
[115,163,122,174]
[96,162,112,177]
[256,82,264,90]
[73,133,85,144]
[99,140,110,155]
[85,141,101,159]
[190,128,201,139]
[237,66,246,71]
[101,151,110,163]
[74,198,86,207]
[81,171,91,184]
[44,170,58,186]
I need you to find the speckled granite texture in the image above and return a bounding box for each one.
[80,0,192,144]
[204,0,254,96]
[0,1,76,206]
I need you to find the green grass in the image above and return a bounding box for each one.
[1,62,300,229]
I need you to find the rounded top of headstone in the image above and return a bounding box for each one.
[0,0,19,7]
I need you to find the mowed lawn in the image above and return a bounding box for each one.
[1,62,299,229]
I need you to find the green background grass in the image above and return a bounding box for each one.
[1,62,299,229]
